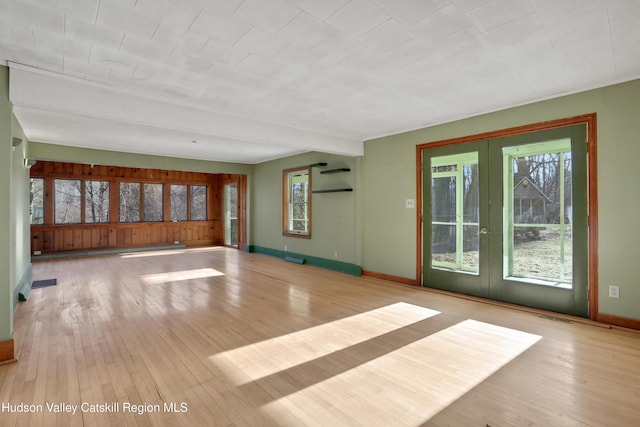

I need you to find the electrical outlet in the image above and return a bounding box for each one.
[609,285,620,299]
[333,250,338,259]
[405,198,415,209]
[284,245,288,252]
[33,250,42,255]
[174,240,179,245]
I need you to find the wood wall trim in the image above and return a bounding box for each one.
[586,114,599,320]
[238,175,248,248]
[415,113,598,151]
[31,222,219,253]
[415,144,423,285]
[362,270,418,286]
[597,313,640,331]
[0,338,15,364]
[416,113,598,320]
[30,162,213,184]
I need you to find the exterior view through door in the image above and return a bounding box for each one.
[224,182,238,247]
[421,120,594,318]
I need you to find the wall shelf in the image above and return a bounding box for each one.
[320,168,350,174]
[310,162,328,167]
[312,188,353,193]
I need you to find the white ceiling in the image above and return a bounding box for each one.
[2,0,640,164]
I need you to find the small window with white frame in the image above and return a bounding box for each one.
[283,166,311,238]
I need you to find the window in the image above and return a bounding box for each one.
[54,179,81,224]
[85,181,110,223]
[283,167,311,237]
[430,152,479,273]
[119,182,140,222]
[32,174,211,225]
[144,183,164,222]
[503,139,573,285]
[30,178,44,225]
[170,184,188,221]
[190,185,207,221]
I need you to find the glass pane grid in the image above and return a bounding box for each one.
[430,153,479,275]
[503,140,573,288]
[286,168,310,235]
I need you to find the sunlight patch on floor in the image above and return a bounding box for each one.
[141,268,225,285]
[208,302,440,384]
[121,246,226,258]
[261,319,542,426]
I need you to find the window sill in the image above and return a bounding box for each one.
[283,232,311,239]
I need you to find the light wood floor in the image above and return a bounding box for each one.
[2,247,640,426]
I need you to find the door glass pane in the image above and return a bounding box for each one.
[462,163,480,271]
[431,152,479,273]
[431,223,457,266]
[225,183,238,246]
[503,139,572,287]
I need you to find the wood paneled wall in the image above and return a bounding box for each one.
[30,161,246,253]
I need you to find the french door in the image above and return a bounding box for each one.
[423,124,589,317]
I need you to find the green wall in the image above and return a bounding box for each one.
[0,66,12,342]
[11,109,32,308]
[28,142,253,175]
[0,65,32,342]
[251,152,362,271]
[362,78,640,321]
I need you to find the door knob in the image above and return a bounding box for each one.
[480,227,489,235]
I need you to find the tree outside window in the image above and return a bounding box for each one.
[144,183,164,222]
[54,179,81,224]
[85,181,110,223]
[30,178,44,225]
[190,185,207,221]
[119,182,140,222]
[170,184,188,221]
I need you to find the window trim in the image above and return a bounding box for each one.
[283,166,312,238]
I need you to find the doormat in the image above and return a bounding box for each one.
[32,279,57,289]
